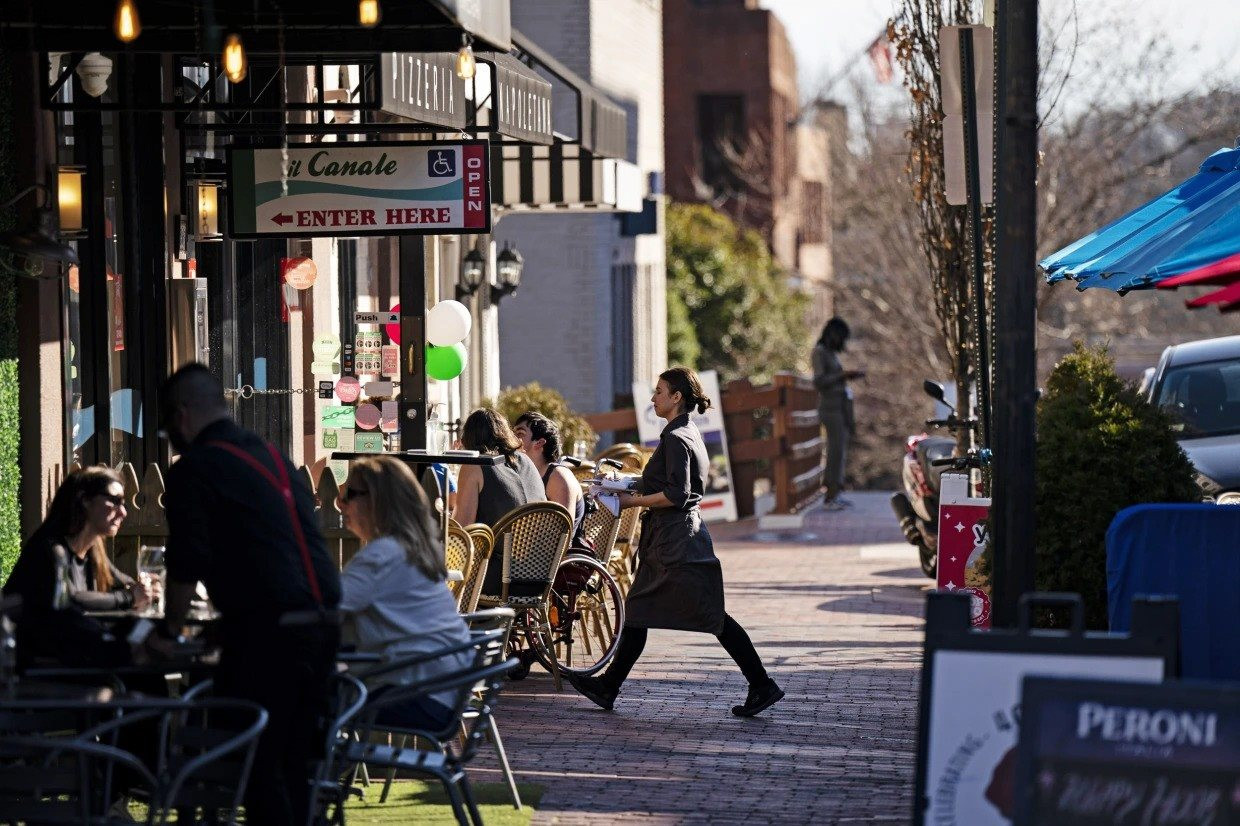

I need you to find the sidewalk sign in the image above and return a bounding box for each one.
[632,370,738,522]
[1015,676,1240,825]
[938,471,992,628]
[914,591,1180,826]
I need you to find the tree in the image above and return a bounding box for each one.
[665,202,810,383]
[486,382,598,458]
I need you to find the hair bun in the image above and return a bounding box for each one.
[695,396,712,414]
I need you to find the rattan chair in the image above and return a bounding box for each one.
[477,501,574,691]
[460,524,495,614]
[594,443,647,473]
[445,522,475,608]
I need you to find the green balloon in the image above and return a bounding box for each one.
[426,343,467,380]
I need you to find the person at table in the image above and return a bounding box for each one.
[3,466,153,669]
[513,411,587,548]
[451,408,546,595]
[564,367,784,718]
[154,363,342,826]
[338,456,473,732]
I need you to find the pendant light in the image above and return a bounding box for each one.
[113,0,141,43]
[455,34,475,80]
[223,32,248,84]
[358,0,381,28]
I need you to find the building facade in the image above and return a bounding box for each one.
[662,0,834,328]
[488,0,666,416]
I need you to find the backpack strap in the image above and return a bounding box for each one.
[206,440,324,606]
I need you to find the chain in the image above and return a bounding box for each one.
[226,385,315,400]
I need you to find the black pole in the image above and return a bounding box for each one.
[991,0,1039,627]
[959,28,992,454]
[399,236,427,450]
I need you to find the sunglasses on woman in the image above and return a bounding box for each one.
[97,493,125,509]
[341,487,369,503]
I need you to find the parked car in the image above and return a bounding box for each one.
[1146,335,1240,503]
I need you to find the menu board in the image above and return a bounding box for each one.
[1016,677,1240,825]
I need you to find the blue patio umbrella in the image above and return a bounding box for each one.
[1039,145,1240,294]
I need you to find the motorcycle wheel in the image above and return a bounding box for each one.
[918,541,937,579]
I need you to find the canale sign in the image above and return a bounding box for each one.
[228,140,491,238]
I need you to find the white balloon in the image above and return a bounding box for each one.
[426,300,472,346]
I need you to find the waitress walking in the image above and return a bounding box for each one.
[566,367,784,717]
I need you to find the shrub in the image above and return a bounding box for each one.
[1035,343,1199,629]
[485,383,598,458]
[0,359,16,580]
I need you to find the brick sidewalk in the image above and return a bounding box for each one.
[468,492,930,824]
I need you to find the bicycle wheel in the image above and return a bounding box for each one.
[530,554,625,676]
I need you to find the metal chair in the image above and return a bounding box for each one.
[476,502,574,691]
[445,523,475,608]
[460,524,495,614]
[347,657,518,826]
[306,672,368,826]
[458,608,522,809]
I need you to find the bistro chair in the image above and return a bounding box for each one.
[306,672,369,826]
[458,608,522,809]
[460,524,496,614]
[477,502,574,691]
[445,523,476,608]
[594,443,647,474]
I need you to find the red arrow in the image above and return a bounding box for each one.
[271,213,294,226]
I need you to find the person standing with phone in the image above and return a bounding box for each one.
[813,318,865,509]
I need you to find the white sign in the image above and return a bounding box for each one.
[228,140,491,238]
[923,649,1164,825]
[939,25,994,206]
[633,370,738,522]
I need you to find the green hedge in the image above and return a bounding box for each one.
[1035,344,1199,629]
[0,358,16,579]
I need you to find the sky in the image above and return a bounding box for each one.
[760,0,1240,114]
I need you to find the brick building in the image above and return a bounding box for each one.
[663,0,835,326]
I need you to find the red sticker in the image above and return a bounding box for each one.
[355,403,381,430]
[335,376,361,403]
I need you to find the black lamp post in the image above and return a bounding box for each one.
[491,243,523,304]
[456,246,486,301]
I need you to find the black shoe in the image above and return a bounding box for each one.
[566,672,617,711]
[731,679,784,717]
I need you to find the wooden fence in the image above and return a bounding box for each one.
[108,461,361,574]
[584,373,824,517]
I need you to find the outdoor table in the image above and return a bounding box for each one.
[332,450,504,542]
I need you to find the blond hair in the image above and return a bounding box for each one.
[345,456,446,581]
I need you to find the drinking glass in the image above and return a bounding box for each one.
[137,545,166,617]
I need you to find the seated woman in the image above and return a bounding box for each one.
[2,466,151,668]
[513,411,587,548]
[451,409,546,596]
[338,456,473,733]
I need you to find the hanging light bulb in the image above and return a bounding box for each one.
[222,32,248,84]
[358,0,381,28]
[455,34,475,80]
[113,0,141,43]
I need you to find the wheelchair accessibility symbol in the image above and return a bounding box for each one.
[428,150,456,178]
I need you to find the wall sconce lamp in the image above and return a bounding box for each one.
[456,246,486,300]
[57,166,86,237]
[492,243,523,304]
[190,180,223,241]
[455,33,476,80]
[0,183,80,277]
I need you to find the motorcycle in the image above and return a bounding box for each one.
[889,380,977,578]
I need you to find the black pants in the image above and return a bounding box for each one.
[598,613,769,691]
[215,623,339,826]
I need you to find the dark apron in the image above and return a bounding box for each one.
[624,507,725,634]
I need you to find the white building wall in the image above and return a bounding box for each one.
[495,0,666,415]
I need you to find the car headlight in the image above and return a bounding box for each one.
[1216,492,1240,506]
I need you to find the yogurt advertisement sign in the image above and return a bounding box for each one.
[228,140,491,238]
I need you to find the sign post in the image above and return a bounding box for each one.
[227,140,491,238]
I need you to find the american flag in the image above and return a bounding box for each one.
[867,30,894,84]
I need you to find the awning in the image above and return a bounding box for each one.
[475,53,555,146]
[510,28,628,160]
[0,0,511,53]
[489,143,644,213]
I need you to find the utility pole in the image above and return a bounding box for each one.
[990,0,1039,626]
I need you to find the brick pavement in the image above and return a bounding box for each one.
[471,492,932,824]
